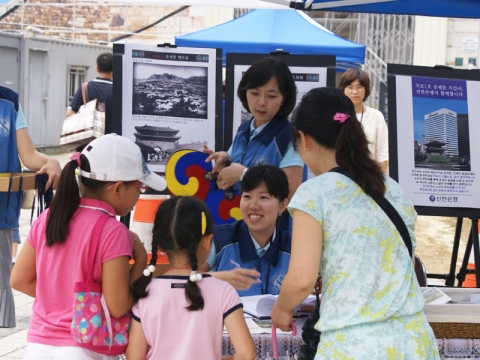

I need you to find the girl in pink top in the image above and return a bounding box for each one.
[11,134,167,360]
[127,196,256,360]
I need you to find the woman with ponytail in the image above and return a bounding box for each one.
[11,134,167,359]
[270,88,439,359]
[128,196,256,360]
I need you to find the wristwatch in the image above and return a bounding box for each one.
[239,167,248,181]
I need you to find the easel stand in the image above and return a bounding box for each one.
[456,218,480,287]
[426,218,480,288]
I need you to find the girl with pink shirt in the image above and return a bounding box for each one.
[11,134,167,359]
[127,196,256,360]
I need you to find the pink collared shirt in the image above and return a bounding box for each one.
[27,198,133,346]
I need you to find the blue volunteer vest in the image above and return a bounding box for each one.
[230,117,291,171]
[0,87,22,229]
[214,220,292,296]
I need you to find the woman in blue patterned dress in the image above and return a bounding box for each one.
[271,87,439,359]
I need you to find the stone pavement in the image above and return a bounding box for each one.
[0,152,71,359]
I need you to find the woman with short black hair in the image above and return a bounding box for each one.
[203,165,291,296]
[204,57,303,201]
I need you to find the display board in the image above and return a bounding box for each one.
[224,53,336,150]
[112,43,222,175]
[388,64,480,217]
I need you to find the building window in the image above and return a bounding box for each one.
[468,57,477,66]
[234,8,251,19]
[67,66,87,105]
[455,57,463,66]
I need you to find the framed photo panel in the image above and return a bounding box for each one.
[113,44,222,174]
[388,64,480,217]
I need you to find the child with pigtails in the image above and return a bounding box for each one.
[11,134,167,359]
[127,196,256,360]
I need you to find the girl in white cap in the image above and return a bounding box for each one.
[11,134,167,359]
[127,196,256,360]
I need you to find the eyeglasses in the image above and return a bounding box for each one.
[131,182,149,193]
[345,85,365,92]
[107,181,149,193]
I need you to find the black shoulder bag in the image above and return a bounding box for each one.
[298,167,413,360]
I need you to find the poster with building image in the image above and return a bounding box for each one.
[412,77,470,171]
[389,64,480,214]
[122,44,221,173]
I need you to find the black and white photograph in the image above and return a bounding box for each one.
[132,63,208,119]
[122,44,220,173]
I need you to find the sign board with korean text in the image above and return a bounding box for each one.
[462,38,478,53]
[388,64,480,217]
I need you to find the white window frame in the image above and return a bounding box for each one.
[67,66,87,106]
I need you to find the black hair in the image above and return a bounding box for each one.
[96,52,113,73]
[241,165,289,202]
[130,196,214,311]
[338,68,371,101]
[237,57,297,119]
[45,155,111,246]
[291,87,385,198]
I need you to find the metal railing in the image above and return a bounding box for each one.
[363,46,387,109]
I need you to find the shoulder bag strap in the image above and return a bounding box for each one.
[81,82,89,105]
[85,212,111,282]
[35,174,53,216]
[5,176,22,225]
[329,167,413,258]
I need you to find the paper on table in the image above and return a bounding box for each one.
[422,287,452,305]
[470,294,480,304]
[241,294,317,319]
[223,317,295,334]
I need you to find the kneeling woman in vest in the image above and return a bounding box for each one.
[201,165,291,296]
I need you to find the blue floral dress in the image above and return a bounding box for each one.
[289,172,439,360]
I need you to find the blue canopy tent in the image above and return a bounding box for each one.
[269,0,480,18]
[175,9,365,70]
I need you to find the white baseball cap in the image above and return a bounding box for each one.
[80,134,167,191]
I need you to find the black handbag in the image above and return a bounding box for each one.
[298,167,414,359]
[29,174,54,225]
[298,277,322,360]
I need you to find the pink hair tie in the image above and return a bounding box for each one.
[333,112,350,123]
[70,152,81,167]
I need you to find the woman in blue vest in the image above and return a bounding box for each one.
[202,165,291,296]
[0,86,62,328]
[205,57,303,201]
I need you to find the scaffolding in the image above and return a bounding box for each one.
[309,11,415,109]
[1,2,415,109]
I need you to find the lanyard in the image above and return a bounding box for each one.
[359,106,364,123]
[79,204,115,217]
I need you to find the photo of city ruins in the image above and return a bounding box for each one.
[132,63,208,119]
